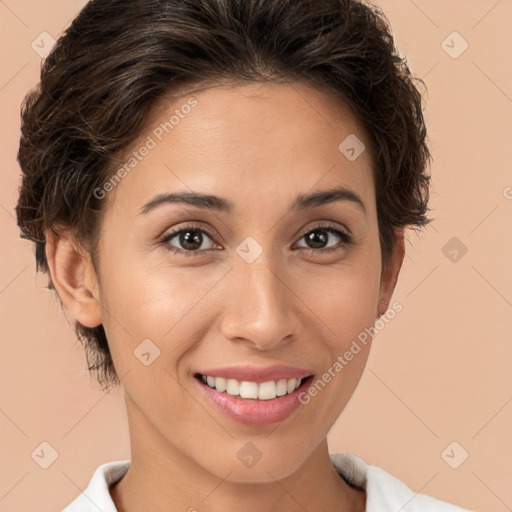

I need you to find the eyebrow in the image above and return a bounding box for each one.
[139,186,366,216]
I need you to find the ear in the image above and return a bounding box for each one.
[377,227,405,318]
[44,227,103,328]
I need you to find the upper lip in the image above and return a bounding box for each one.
[196,364,314,383]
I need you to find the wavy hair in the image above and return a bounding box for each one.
[16,0,431,392]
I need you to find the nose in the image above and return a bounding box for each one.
[219,253,299,351]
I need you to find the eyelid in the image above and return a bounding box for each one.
[159,221,353,256]
[298,221,352,242]
[159,223,219,252]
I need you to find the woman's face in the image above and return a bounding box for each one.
[66,82,402,482]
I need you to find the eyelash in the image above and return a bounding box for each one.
[159,222,353,258]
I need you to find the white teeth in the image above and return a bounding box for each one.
[258,381,276,400]
[276,379,287,396]
[239,381,258,399]
[215,377,226,392]
[226,379,240,396]
[201,375,304,400]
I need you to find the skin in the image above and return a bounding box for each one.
[46,81,404,512]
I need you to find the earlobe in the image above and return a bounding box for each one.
[377,228,405,317]
[44,227,102,328]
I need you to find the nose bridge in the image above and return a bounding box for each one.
[220,245,296,349]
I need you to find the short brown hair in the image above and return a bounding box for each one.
[16,0,431,393]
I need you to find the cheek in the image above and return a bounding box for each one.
[99,222,381,372]
[294,247,381,403]
[98,251,223,369]
[299,257,381,343]
[307,272,377,382]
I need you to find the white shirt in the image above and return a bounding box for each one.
[61,452,473,511]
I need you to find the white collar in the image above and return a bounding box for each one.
[62,453,471,511]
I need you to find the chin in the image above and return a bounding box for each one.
[220,459,304,484]
[196,445,311,484]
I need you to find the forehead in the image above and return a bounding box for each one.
[103,81,375,219]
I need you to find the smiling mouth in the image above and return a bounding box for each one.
[194,373,313,400]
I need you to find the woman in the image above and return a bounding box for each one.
[16,0,473,510]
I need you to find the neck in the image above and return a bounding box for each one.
[110,396,365,512]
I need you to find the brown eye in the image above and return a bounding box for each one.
[160,222,353,258]
[160,224,217,257]
[296,224,353,253]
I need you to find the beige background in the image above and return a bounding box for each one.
[1,1,511,511]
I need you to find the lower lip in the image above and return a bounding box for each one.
[195,376,314,427]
